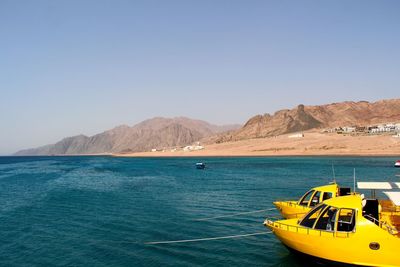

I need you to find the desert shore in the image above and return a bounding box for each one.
[113,131,400,157]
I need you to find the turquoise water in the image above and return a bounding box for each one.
[0,156,399,266]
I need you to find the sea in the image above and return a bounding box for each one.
[0,156,399,267]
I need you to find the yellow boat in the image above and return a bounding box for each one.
[265,194,400,266]
[274,183,351,219]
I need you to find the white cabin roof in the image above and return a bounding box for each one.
[357,182,392,190]
[383,191,400,206]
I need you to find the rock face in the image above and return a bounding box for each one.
[306,99,400,127]
[14,117,241,155]
[216,99,400,142]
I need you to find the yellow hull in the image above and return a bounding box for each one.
[265,219,400,267]
[273,201,310,219]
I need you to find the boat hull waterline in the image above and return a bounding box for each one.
[265,218,399,267]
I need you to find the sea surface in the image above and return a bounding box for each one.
[0,156,399,267]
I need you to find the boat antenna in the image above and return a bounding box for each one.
[353,168,356,193]
[331,163,336,184]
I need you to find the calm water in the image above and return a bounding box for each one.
[0,156,399,266]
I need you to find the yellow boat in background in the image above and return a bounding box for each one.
[274,183,351,219]
[265,194,400,266]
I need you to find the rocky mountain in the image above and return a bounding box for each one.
[215,99,400,142]
[15,117,241,155]
[15,99,400,155]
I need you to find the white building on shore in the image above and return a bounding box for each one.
[183,145,204,152]
[288,133,304,138]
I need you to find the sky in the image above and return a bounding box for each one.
[1,0,400,154]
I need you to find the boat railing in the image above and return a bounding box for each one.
[363,214,379,225]
[274,198,297,202]
[264,218,354,238]
[274,201,309,210]
[281,212,308,219]
[364,214,399,236]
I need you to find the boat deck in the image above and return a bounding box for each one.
[380,200,400,237]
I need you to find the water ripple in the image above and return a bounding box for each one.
[0,156,398,266]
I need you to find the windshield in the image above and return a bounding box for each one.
[310,191,321,207]
[299,190,315,206]
[300,204,356,232]
[300,204,327,228]
[314,206,338,231]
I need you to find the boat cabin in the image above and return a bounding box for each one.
[297,194,400,236]
[299,202,356,232]
[274,183,352,219]
[357,182,400,232]
[298,184,351,208]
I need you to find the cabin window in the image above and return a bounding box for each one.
[339,187,351,196]
[314,206,338,231]
[310,191,321,207]
[322,192,333,201]
[300,204,327,228]
[299,190,315,206]
[337,208,356,232]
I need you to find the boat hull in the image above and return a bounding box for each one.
[273,201,310,219]
[265,219,400,267]
[284,245,368,267]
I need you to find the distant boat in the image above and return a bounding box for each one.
[395,160,400,168]
[196,162,206,169]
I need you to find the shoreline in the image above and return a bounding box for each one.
[9,131,400,158]
[113,131,400,158]
[112,153,400,158]
[3,153,400,158]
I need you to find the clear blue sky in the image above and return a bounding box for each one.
[1,0,399,154]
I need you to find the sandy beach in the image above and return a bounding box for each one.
[113,131,400,157]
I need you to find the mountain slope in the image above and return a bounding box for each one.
[306,99,400,127]
[216,99,400,142]
[15,117,240,155]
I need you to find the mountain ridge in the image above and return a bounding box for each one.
[15,98,400,155]
[15,117,241,155]
[213,99,400,143]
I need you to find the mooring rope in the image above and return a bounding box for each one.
[145,231,273,245]
[193,208,276,221]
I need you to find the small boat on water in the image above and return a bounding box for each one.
[265,193,400,266]
[395,160,400,168]
[274,183,351,219]
[196,162,206,169]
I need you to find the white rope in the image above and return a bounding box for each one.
[145,231,272,245]
[193,208,276,221]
